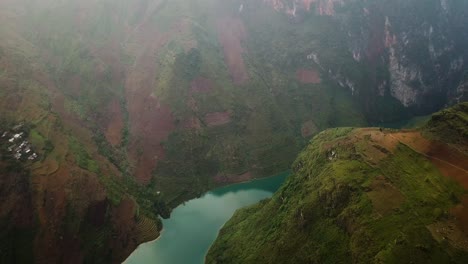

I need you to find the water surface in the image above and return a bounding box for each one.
[125,172,288,264]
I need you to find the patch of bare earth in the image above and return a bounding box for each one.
[427,220,468,251]
[125,20,180,184]
[190,77,214,94]
[365,130,400,152]
[367,175,404,216]
[204,111,231,127]
[451,196,468,234]
[380,130,468,246]
[217,17,249,85]
[105,99,124,146]
[337,128,398,165]
[127,91,175,184]
[349,129,468,250]
[352,129,466,174]
[391,131,468,189]
[296,68,321,84]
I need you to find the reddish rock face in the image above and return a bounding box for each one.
[105,99,124,146]
[217,17,249,85]
[263,0,338,16]
[204,112,231,127]
[317,0,336,16]
[264,0,286,11]
[296,69,321,84]
[301,0,316,11]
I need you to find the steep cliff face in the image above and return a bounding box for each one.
[262,0,468,118]
[207,103,468,264]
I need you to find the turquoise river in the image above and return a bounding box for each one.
[125,172,289,264]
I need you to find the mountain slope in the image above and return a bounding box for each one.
[0,51,163,263]
[207,103,468,263]
[0,0,467,262]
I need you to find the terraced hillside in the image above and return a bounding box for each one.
[207,103,468,264]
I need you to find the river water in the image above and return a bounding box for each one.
[125,172,289,264]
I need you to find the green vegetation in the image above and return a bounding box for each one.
[68,136,99,173]
[1,0,467,262]
[0,224,36,264]
[98,174,169,218]
[147,1,367,205]
[207,105,468,263]
[93,131,129,173]
[424,102,468,153]
[6,0,367,223]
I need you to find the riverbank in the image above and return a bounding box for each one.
[124,172,289,264]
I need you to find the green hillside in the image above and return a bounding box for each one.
[207,103,468,263]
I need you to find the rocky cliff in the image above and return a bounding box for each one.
[263,0,468,118]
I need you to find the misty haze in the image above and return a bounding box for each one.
[0,0,467,263]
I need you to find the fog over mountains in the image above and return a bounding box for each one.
[0,0,467,263]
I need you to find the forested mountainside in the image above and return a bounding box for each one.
[0,0,467,262]
[207,103,468,264]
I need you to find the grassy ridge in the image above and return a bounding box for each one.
[424,103,468,154]
[207,105,468,264]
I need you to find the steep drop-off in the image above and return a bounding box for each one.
[207,103,468,263]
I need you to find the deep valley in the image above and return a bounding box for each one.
[0,0,467,263]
